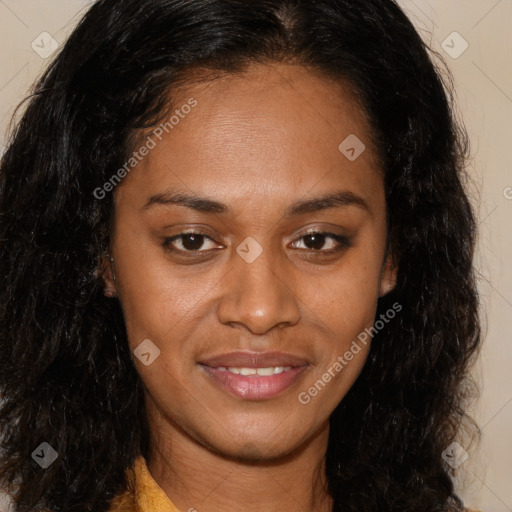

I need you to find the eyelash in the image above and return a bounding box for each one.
[162,230,352,258]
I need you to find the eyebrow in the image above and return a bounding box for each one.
[141,189,370,216]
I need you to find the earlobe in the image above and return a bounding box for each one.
[98,254,117,298]
[379,254,397,297]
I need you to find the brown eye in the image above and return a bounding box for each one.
[291,231,351,253]
[163,232,220,254]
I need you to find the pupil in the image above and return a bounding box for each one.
[305,233,325,250]
[182,234,204,250]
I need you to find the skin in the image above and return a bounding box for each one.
[102,62,396,512]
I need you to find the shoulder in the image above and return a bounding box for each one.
[106,461,138,512]
[107,455,180,512]
[108,490,137,512]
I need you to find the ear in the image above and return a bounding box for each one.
[96,254,117,298]
[379,252,397,297]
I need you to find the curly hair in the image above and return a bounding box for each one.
[0,0,481,511]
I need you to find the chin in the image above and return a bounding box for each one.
[210,437,300,462]
[195,421,314,462]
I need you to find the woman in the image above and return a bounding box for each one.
[0,0,482,511]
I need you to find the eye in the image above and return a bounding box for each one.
[290,231,351,253]
[163,232,222,254]
[163,230,351,258]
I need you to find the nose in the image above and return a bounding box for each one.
[216,243,301,335]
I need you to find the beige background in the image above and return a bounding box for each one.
[0,1,511,511]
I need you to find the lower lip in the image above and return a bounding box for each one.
[199,365,308,400]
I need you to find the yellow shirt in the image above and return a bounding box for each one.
[108,455,180,512]
[107,455,482,512]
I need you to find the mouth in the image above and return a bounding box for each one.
[198,351,309,400]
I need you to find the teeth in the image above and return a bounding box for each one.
[256,367,274,376]
[218,366,292,376]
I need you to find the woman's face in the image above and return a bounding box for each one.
[107,63,395,460]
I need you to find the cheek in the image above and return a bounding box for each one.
[118,270,208,355]
[112,226,217,345]
[303,243,384,334]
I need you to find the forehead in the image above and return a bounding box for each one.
[164,62,377,162]
[116,62,383,212]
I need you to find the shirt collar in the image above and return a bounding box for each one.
[109,455,180,512]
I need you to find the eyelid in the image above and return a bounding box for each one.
[163,228,352,256]
[163,231,223,253]
[288,225,351,243]
[289,231,351,252]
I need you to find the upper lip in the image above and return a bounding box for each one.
[199,351,309,368]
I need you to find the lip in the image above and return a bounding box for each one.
[199,351,309,368]
[199,351,309,400]
[200,365,308,400]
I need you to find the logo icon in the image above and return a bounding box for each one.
[339,134,366,161]
[441,32,469,59]
[31,32,59,59]
[134,339,161,366]
[441,441,468,469]
[31,442,58,469]
[236,237,263,264]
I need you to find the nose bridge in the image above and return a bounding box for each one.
[216,238,301,334]
[237,240,281,293]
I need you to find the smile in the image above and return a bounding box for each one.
[199,365,307,400]
[216,366,292,375]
